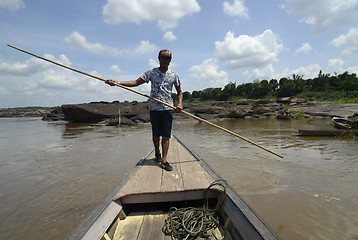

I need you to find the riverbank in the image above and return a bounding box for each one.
[0,107,58,118]
[1,98,357,125]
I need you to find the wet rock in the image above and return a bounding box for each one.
[221,109,249,119]
[61,101,120,123]
[41,108,65,121]
[130,114,151,123]
[120,117,136,126]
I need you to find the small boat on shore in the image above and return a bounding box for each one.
[276,110,290,120]
[332,117,356,129]
[66,135,279,240]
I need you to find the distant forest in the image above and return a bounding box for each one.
[175,71,358,103]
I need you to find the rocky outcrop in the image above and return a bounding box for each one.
[61,101,121,123]
[34,98,358,125]
[0,107,54,118]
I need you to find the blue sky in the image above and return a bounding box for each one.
[1,0,358,107]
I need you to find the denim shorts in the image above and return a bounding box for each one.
[150,110,173,138]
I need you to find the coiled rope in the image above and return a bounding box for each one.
[162,180,227,240]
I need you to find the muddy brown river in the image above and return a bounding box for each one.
[0,117,357,239]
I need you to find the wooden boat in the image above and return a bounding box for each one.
[332,117,353,129]
[298,129,358,136]
[66,135,279,240]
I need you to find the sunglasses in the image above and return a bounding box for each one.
[159,55,172,60]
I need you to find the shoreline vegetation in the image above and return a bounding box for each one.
[176,70,358,104]
[1,70,357,123]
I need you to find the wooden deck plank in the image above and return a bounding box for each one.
[132,158,162,194]
[115,137,217,201]
[137,211,167,240]
[114,164,144,199]
[116,211,223,240]
[177,141,213,190]
[113,212,144,240]
[160,139,185,193]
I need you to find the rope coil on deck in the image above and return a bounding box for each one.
[162,180,227,240]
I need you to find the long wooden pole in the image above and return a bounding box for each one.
[8,44,283,158]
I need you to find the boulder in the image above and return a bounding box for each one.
[191,106,225,114]
[276,97,291,104]
[220,109,248,119]
[61,101,120,123]
[41,108,65,121]
[290,97,307,104]
[120,117,136,126]
[130,114,151,123]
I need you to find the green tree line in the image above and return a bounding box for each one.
[175,71,358,102]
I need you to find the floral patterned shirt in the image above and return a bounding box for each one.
[141,67,180,111]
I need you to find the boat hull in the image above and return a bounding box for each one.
[66,135,279,240]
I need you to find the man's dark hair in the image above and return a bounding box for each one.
[158,49,172,58]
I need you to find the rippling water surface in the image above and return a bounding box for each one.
[0,117,357,239]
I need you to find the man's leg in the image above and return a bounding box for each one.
[153,136,160,155]
[150,110,161,158]
[161,137,170,163]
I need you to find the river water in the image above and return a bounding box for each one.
[0,117,357,239]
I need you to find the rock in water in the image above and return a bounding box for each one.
[61,102,120,123]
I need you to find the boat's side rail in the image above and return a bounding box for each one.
[80,201,123,240]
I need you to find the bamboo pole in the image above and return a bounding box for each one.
[8,44,283,158]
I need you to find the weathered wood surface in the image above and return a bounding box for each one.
[113,211,223,240]
[114,137,217,201]
[81,202,122,240]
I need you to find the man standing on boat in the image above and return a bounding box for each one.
[105,49,183,171]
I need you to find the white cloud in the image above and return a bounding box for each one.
[346,65,358,74]
[296,42,312,54]
[327,58,345,73]
[330,28,358,57]
[289,64,322,79]
[163,31,177,42]
[0,53,109,96]
[244,63,322,80]
[148,59,158,69]
[65,32,158,56]
[223,0,249,18]
[135,40,158,54]
[38,68,78,91]
[65,31,123,55]
[243,64,276,80]
[188,58,229,87]
[0,56,47,76]
[0,86,7,96]
[102,0,200,31]
[110,65,122,74]
[243,61,347,81]
[285,0,358,33]
[215,30,283,69]
[0,0,25,11]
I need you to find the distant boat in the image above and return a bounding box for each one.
[276,110,290,120]
[298,129,358,136]
[332,117,354,129]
